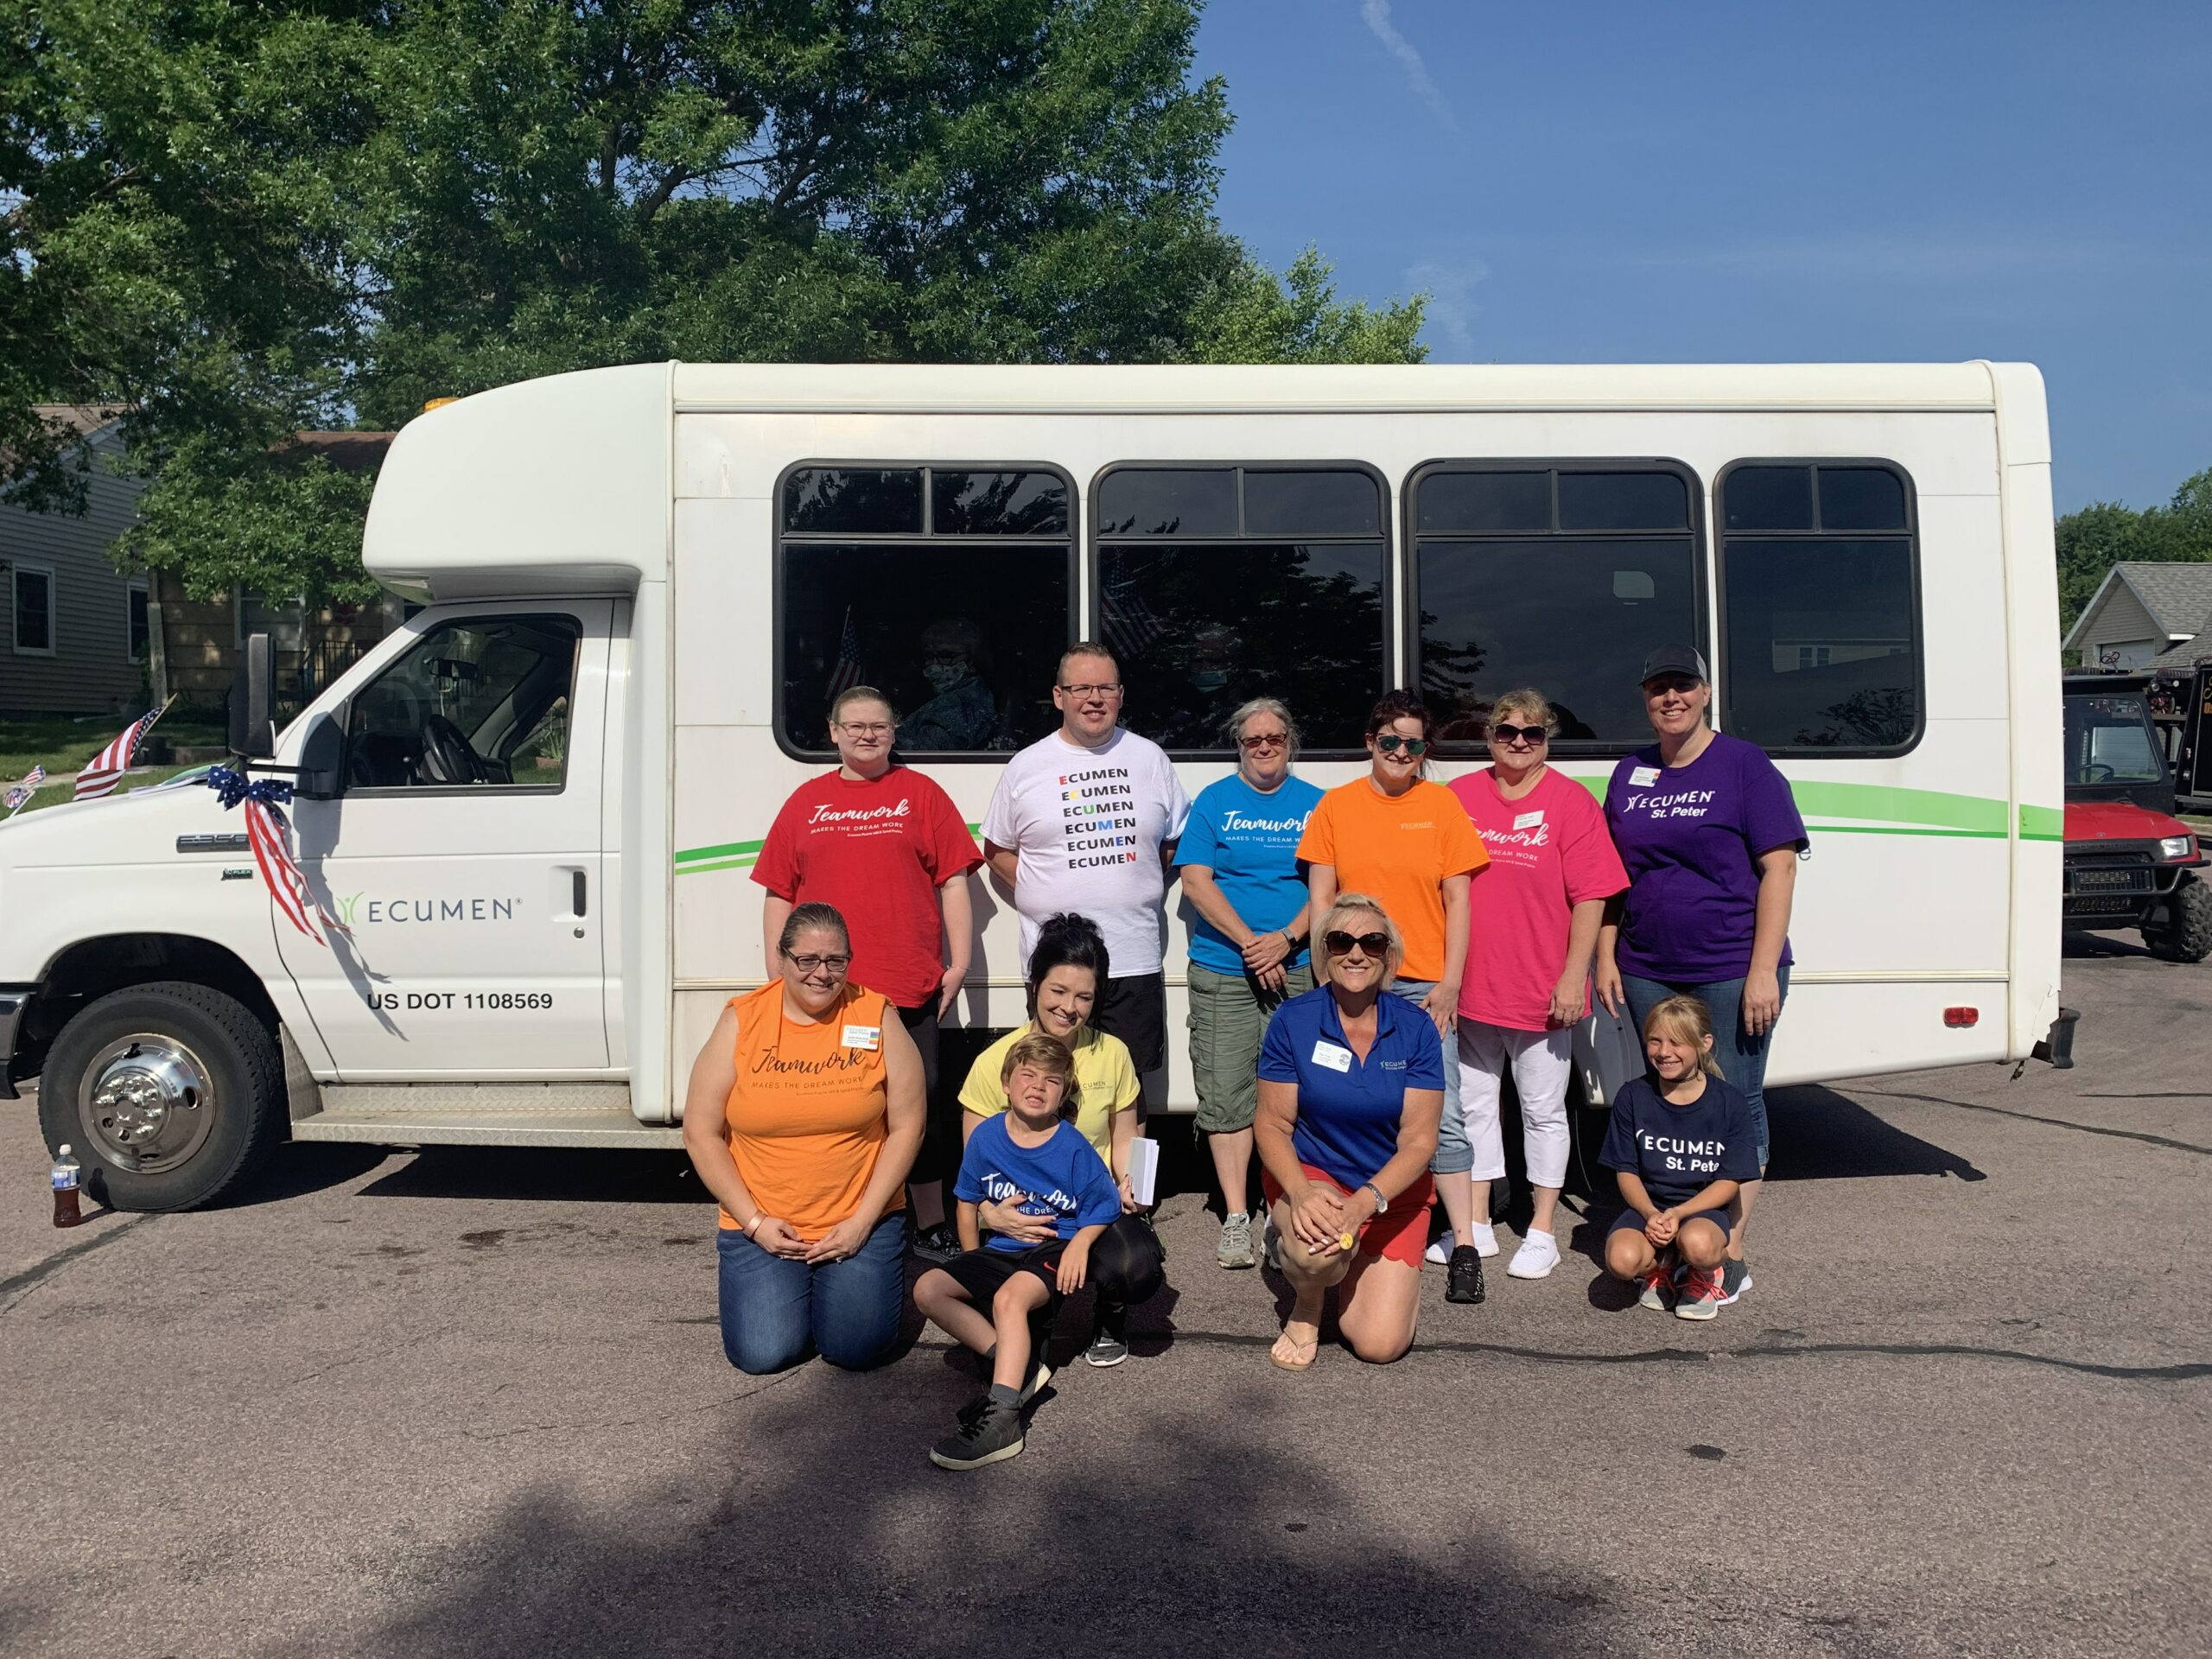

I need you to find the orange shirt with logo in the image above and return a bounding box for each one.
[719,980,903,1237]
[1297,778,1489,982]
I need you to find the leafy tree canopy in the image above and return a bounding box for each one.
[2,0,1427,602]
[2056,466,2212,632]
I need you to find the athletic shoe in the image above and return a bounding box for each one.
[1445,1244,1487,1305]
[1424,1230,1456,1265]
[1717,1259,1752,1306]
[1217,1211,1257,1270]
[1466,1222,1500,1259]
[930,1398,1025,1470]
[1675,1265,1723,1321]
[1506,1230,1560,1280]
[1084,1327,1130,1367]
[911,1223,962,1264]
[1637,1254,1676,1312]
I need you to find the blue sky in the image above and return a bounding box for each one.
[1192,0,2210,513]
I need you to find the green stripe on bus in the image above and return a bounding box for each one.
[2019,804,2063,841]
[674,836,764,864]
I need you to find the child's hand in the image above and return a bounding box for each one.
[1118,1173,1140,1213]
[1056,1239,1090,1294]
[1643,1209,1679,1247]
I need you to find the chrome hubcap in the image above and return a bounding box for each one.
[80,1034,216,1174]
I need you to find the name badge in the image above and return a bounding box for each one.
[1312,1040,1353,1073]
[1630,766,1661,787]
[841,1024,880,1051]
[1513,810,1545,830]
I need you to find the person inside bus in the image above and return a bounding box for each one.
[1255,894,1443,1370]
[1446,688,1627,1283]
[682,903,925,1375]
[1173,696,1321,1269]
[958,913,1166,1369]
[900,617,1002,752]
[752,687,982,1264]
[1599,995,1760,1320]
[1296,690,1488,1298]
[1594,645,1808,1306]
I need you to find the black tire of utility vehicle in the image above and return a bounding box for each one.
[2145,872,2212,964]
[38,982,283,1211]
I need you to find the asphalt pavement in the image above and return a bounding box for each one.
[2,937,2208,1659]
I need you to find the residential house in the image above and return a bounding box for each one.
[2063,561,2212,670]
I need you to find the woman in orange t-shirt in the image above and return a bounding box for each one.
[1298,689,1488,1287]
[683,902,925,1374]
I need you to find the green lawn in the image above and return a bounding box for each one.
[0,711,229,814]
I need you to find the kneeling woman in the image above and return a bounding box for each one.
[1255,894,1443,1369]
[682,902,925,1373]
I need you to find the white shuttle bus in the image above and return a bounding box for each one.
[0,362,2067,1211]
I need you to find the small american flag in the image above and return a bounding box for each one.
[1100,551,1167,661]
[75,701,169,801]
[825,606,863,701]
[3,765,42,813]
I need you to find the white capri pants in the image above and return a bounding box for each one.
[1456,1020,1574,1189]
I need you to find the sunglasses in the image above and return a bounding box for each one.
[1238,731,1289,751]
[1324,930,1391,957]
[1490,722,1548,747]
[1373,734,1428,756]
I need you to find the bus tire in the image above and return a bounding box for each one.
[38,981,284,1212]
[2145,873,2212,963]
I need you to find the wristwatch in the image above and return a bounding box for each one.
[1282,928,1301,952]
[1360,1181,1387,1214]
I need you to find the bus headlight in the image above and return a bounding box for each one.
[2160,835,2195,861]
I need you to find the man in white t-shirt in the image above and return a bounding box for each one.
[982,643,1192,1112]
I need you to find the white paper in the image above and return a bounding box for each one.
[1513,810,1545,830]
[1630,766,1661,786]
[1127,1136,1160,1207]
[840,1023,880,1051]
[1312,1040,1354,1073]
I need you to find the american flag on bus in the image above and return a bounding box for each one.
[3,765,44,814]
[74,700,170,801]
[1100,551,1167,660]
[825,606,864,700]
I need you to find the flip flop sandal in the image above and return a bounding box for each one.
[1268,1331,1320,1372]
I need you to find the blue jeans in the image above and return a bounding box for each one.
[1389,978,1468,1174]
[1620,968,1789,1171]
[715,1211,907,1375]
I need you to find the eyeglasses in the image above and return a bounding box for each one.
[1058,683,1123,698]
[1490,723,1548,747]
[785,952,852,975]
[836,721,892,737]
[1374,734,1428,756]
[1238,731,1289,751]
[1324,930,1391,957]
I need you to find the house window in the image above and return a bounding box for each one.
[126,581,149,664]
[1718,461,1922,754]
[12,564,54,655]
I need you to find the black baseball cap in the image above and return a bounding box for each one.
[1639,645,1709,685]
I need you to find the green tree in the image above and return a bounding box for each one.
[2056,466,2212,632]
[3,0,1427,602]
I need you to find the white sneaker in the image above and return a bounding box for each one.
[1424,1231,1455,1265]
[1506,1230,1560,1279]
[1467,1223,1499,1258]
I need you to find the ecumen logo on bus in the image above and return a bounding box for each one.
[338,893,523,925]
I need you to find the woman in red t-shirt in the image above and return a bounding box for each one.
[1446,688,1627,1284]
[753,687,983,1261]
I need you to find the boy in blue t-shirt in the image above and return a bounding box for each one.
[1599,995,1760,1321]
[915,1032,1122,1470]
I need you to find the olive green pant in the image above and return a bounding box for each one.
[1186,958,1314,1134]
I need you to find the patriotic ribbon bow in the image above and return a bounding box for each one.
[204,766,339,946]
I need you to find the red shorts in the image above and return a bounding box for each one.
[1262,1163,1436,1268]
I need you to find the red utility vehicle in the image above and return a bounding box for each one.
[2062,672,2211,961]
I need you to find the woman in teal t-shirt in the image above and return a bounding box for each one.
[1173,697,1324,1269]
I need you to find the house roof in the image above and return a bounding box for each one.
[276,431,396,475]
[2150,609,2212,671]
[2063,560,2212,650]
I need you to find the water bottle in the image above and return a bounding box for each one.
[50,1144,83,1230]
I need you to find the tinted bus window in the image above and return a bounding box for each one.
[1094,466,1385,753]
[779,466,1073,756]
[1412,463,1703,750]
[1718,461,1921,753]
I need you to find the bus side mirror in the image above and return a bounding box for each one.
[228,632,275,760]
[294,711,346,802]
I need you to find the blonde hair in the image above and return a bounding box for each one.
[1311,893,1403,989]
[1642,995,1723,1078]
[1000,1030,1078,1120]
[1486,687,1558,740]
[829,686,898,727]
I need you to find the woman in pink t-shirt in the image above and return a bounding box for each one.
[1446,689,1628,1283]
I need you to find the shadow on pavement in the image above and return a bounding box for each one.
[355,1146,701,1205]
[1765,1084,1987,1183]
[2063,927,2152,959]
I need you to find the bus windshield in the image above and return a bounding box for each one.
[2063,694,2164,786]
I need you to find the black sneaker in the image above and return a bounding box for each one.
[1084,1305,1130,1368]
[1445,1244,1487,1305]
[930,1397,1025,1470]
[912,1223,962,1264]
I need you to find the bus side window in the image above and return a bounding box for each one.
[1717,462,1922,754]
[775,465,1075,758]
[1411,462,1704,751]
[1090,465,1388,755]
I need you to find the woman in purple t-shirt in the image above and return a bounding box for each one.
[1594,645,1807,1305]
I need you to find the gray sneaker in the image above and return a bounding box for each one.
[1217,1211,1257,1269]
[1717,1259,1752,1305]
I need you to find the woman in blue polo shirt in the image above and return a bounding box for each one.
[1255,893,1444,1370]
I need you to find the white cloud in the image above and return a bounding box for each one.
[1405,257,1489,356]
[1361,0,1458,132]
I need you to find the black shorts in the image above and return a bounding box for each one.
[938,1243,1067,1316]
[1093,970,1166,1077]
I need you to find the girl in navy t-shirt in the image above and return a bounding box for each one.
[1599,995,1760,1321]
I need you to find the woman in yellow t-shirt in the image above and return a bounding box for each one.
[958,912,1162,1367]
[682,902,925,1375]
[1297,689,1489,1288]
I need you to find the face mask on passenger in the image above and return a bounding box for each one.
[1190,669,1229,693]
[923,662,965,692]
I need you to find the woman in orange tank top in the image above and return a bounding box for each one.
[683,903,925,1374]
